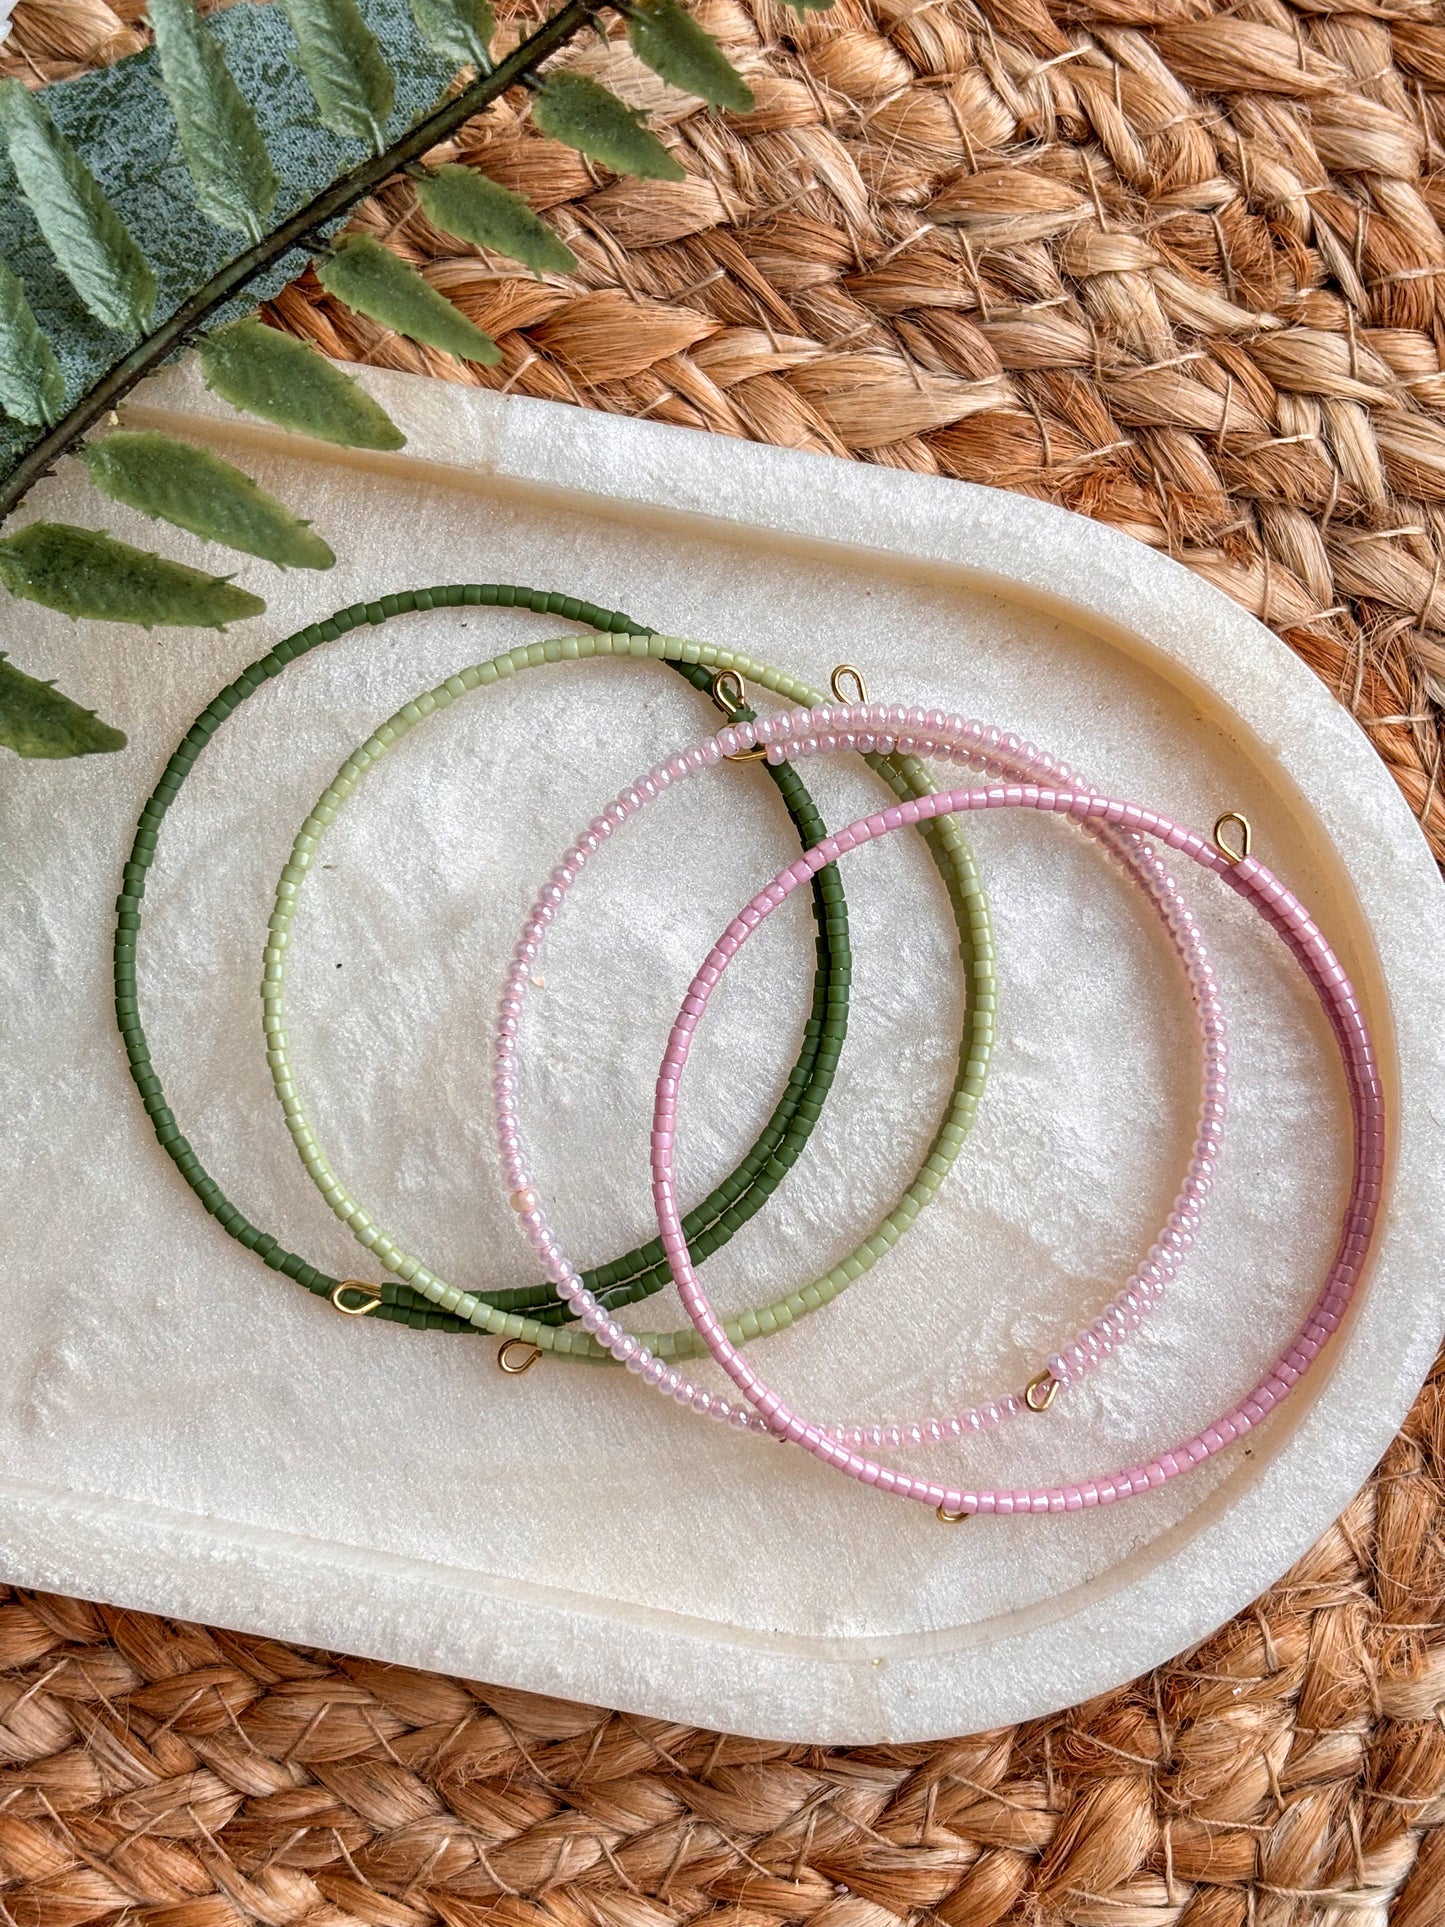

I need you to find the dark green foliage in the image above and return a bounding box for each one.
[317,234,501,361]
[415,164,577,275]
[0,651,126,758]
[80,432,335,569]
[0,0,755,767]
[0,522,266,627]
[148,0,279,238]
[0,79,157,332]
[409,0,493,71]
[0,257,66,427]
[198,319,407,450]
[277,0,396,149]
[624,0,753,112]
[532,72,686,180]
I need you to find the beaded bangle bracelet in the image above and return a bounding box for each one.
[115,585,873,1338]
[506,703,1382,1519]
[260,638,997,1361]
[491,709,1227,1415]
[267,647,855,1335]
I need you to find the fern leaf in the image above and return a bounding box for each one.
[0,652,126,758]
[0,79,157,333]
[198,319,406,451]
[624,1,753,113]
[415,165,576,276]
[531,73,685,181]
[149,0,279,239]
[80,431,335,570]
[317,234,500,363]
[0,522,266,628]
[410,0,493,72]
[277,0,395,150]
[0,255,66,427]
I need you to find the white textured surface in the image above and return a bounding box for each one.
[0,363,1442,1743]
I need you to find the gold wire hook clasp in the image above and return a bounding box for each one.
[709,668,768,760]
[498,1338,543,1375]
[936,1502,972,1523]
[1213,811,1252,864]
[830,664,869,705]
[330,1281,382,1316]
[710,667,746,715]
[1025,1370,1060,1413]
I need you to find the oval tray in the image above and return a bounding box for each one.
[0,361,1441,1742]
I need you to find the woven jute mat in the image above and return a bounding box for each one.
[6,0,1445,1920]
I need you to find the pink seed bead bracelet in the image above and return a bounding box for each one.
[495,702,1382,1518]
[491,704,1237,1449]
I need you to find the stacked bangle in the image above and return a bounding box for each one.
[261,636,997,1360]
[114,585,1378,1525]
[496,702,1382,1518]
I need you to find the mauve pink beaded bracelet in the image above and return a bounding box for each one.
[495,710,1230,1440]
[495,703,1383,1518]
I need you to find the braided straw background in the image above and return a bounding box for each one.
[6,0,1445,1919]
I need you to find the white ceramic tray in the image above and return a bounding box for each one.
[2,363,1443,1743]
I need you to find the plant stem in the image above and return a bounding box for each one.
[0,0,608,525]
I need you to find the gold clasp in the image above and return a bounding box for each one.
[709,669,767,760]
[1025,1370,1060,1413]
[330,1281,382,1316]
[498,1338,543,1374]
[830,664,869,705]
[1213,811,1252,864]
[936,1502,971,1523]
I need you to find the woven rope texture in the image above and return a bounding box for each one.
[4,0,1445,1919]
[0,1355,1442,1927]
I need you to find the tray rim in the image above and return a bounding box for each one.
[2,360,1442,1742]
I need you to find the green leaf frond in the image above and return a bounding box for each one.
[415,165,578,277]
[0,652,127,758]
[0,78,157,333]
[0,256,66,428]
[0,522,266,628]
[409,0,494,72]
[624,0,753,113]
[198,319,407,451]
[148,0,280,239]
[317,233,501,363]
[276,0,397,151]
[81,431,335,569]
[532,72,686,181]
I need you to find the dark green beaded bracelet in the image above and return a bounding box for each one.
[116,586,853,1339]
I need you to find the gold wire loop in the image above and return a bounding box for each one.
[830,663,869,705]
[710,668,746,715]
[498,1338,543,1375]
[709,668,768,759]
[1213,811,1252,864]
[1025,1370,1060,1413]
[936,1503,971,1523]
[330,1281,382,1316]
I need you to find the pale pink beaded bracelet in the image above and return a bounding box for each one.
[494,708,1229,1441]
[495,704,1382,1519]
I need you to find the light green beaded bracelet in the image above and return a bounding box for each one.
[263,629,996,1361]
